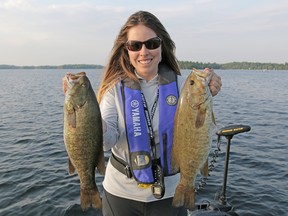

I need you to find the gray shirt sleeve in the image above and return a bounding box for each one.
[100,88,119,151]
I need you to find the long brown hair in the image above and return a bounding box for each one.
[97,11,180,102]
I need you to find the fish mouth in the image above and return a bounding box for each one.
[64,72,86,89]
[66,72,86,83]
[194,71,205,79]
[63,72,87,95]
[63,72,88,108]
[193,68,210,83]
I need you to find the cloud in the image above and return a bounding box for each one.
[1,0,28,8]
[0,0,128,13]
[48,2,128,15]
[0,0,36,11]
[1,0,287,65]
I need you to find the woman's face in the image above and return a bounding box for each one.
[126,25,162,81]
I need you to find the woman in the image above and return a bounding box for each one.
[97,11,222,216]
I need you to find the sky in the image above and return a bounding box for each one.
[1,0,288,66]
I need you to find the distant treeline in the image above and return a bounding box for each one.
[178,61,288,70]
[1,62,288,70]
[0,64,104,69]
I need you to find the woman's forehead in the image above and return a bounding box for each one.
[127,25,157,41]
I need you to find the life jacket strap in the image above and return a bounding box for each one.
[110,153,133,179]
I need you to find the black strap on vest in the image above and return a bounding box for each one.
[110,153,133,178]
[140,89,159,160]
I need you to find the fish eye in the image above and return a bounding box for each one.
[81,81,89,88]
[190,80,195,85]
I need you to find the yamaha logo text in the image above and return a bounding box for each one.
[131,100,142,137]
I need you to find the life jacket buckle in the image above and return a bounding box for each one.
[125,165,133,178]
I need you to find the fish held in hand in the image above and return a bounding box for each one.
[63,72,105,210]
[171,68,216,210]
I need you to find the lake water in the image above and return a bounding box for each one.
[0,69,287,216]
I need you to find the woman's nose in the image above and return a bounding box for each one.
[139,44,149,55]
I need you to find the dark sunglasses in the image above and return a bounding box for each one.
[125,37,162,51]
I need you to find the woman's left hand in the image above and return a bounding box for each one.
[204,68,222,96]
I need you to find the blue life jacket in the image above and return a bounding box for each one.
[118,64,179,184]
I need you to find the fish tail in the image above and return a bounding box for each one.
[172,184,186,208]
[172,184,195,210]
[91,188,102,209]
[184,187,195,210]
[80,188,102,211]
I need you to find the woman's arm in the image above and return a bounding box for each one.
[99,88,119,151]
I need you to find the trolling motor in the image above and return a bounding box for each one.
[190,124,251,216]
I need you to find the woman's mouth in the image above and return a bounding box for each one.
[138,59,152,65]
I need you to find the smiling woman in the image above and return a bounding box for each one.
[96,10,222,216]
